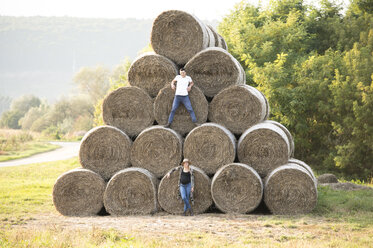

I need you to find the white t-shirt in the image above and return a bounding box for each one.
[174,75,192,96]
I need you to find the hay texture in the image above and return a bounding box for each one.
[264,164,318,215]
[183,123,236,175]
[211,163,263,214]
[206,25,220,47]
[204,24,215,47]
[185,47,245,97]
[131,126,183,178]
[289,158,316,181]
[317,173,339,184]
[218,34,228,50]
[128,53,178,98]
[206,25,227,50]
[53,168,106,216]
[79,125,132,180]
[158,166,212,214]
[104,168,159,215]
[102,86,154,137]
[209,85,268,134]
[237,122,291,178]
[264,120,294,157]
[154,85,208,135]
[151,10,210,65]
[259,90,270,119]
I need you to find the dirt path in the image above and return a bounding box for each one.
[10,212,373,246]
[22,212,309,240]
[0,141,80,167]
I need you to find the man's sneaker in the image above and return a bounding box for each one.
[183,210,187,216]
[164,123,171,128]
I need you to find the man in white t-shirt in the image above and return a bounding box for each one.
[165,68,197,128]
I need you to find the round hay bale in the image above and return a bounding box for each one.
[204,24,215,47]
[53,168,106,216]
[206,24,220,47]
[151,10,210,65]
[218,34,228,50]
[258,90,270,119]
[185,47,245,97]
[128,53,178,98]
[236,59,246,85]
[158,166,212,214]
[209,85,268,134]
[237,122,291,178]
[79,125,132,180]
[183,123,236,175]
[317,173,339,184]
[154,85,208,135]
[264,120,294,157]
[211,163,263,214]
[104,168,159,215]
[264,164,318,215]
[102,86,154,137]
[288,158,316,181]
[131,126,183,178]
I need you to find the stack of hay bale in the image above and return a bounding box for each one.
[53,10,317,217]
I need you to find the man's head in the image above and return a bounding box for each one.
[180,68,186,77]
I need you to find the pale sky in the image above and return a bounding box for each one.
[0,0,350,21]
[0,0,256,20]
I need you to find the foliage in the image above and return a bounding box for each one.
[0,95,41,129]
[219,0,373,180]
[73,66,111,104]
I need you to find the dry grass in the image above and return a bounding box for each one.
[1,215,373,247]
[0,129,59,161]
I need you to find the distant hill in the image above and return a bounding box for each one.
[0,16,218,103]
[0,16,153,102]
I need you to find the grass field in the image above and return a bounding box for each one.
[0,129,60,162]
[0,158,372,247]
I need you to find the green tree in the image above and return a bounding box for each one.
[0,95,41,129]
[73,65,111,104]
[19,103,49,130]
[219,0,373,179]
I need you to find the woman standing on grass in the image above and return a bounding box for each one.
[166,158,194,216]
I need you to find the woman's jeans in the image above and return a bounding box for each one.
[168,95,197,124]
[180,182,192,212]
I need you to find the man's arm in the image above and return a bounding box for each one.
[171,79,177,90]
[187,80,194,92]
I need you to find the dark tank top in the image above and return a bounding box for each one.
[180,170,191,185]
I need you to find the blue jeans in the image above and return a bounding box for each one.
[168,95,197,124]
[180,183,192,212]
